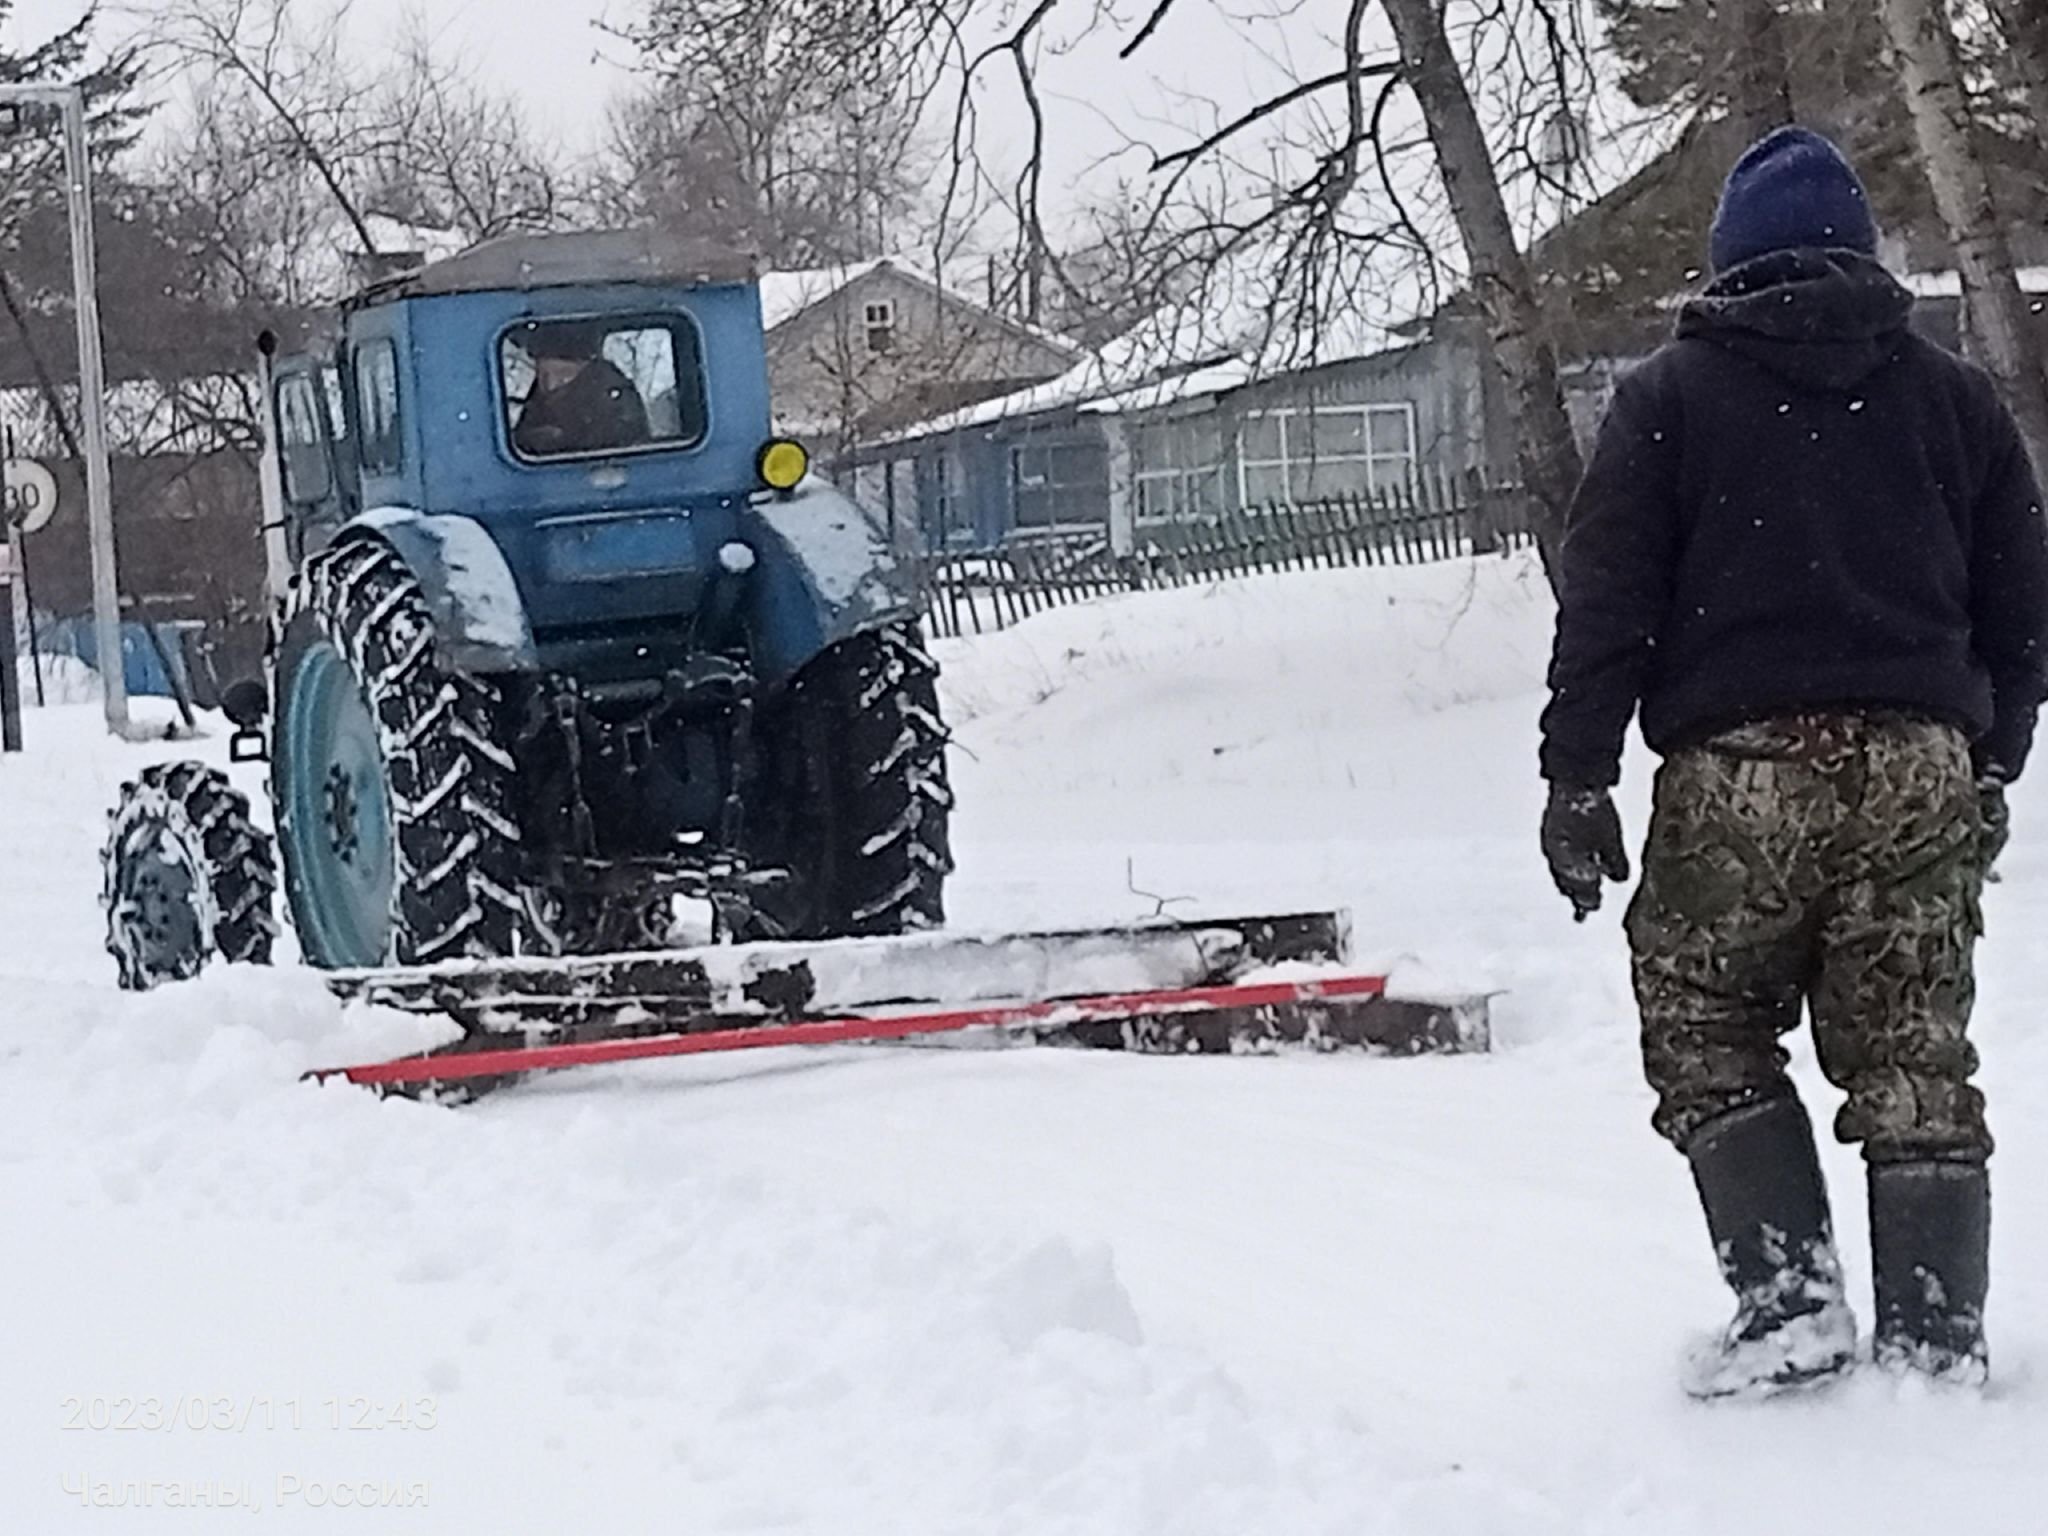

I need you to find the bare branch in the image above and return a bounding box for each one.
[1151,64,1399,173]
[1119,0,1183,61]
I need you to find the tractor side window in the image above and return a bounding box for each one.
[276,374,333,505]
[322,366,350,444]
[355,340,402,475]
[500,316,706,462]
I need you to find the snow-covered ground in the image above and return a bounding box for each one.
[5,551,2047,1531]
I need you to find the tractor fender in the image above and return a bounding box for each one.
[739,479,921,687]
[340,508,539,672]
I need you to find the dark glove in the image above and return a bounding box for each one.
[1979,777,2010,880]
[1542,782,1631,920]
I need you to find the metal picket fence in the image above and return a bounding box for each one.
[911,471,1536,640]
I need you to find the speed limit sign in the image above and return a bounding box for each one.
[4,458,57,533]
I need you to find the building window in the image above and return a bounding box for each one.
[864,299,896,356]
[1011,441,1110,528]
[1236,403,1418,506]
[354,339,402,476]
[1132,416,1224,521]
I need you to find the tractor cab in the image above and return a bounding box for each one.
[263,228,851,690]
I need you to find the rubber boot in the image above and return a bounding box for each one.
[1869,1160,1990,1385]
[1680,1097,1857,1399]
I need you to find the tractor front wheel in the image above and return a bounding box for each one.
[103,762,278,992]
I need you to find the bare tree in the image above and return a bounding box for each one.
[1031,189,1217,350]
[603,0,948,266]
[1381,0,1582,568]
[598,77,923,264]
[928,1,1603,576]
[133,0,567,296]
[1879,0,2048,470]
[363,21,562,241]
[157,79,353,309]
[78,0,566,471]
[134,0,390,256]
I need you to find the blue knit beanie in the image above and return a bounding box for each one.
[1708,127,1878,274]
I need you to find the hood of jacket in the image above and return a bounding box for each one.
[1675,247,1914,392]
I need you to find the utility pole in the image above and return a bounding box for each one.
[0,84,130,738]
[0,525,18,751]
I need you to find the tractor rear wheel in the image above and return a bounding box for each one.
[274,539,534,968]
[103,762,278,991]
[750,622,953,938]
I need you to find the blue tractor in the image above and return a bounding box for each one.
[102,229,952,987]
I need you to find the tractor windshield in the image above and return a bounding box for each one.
[501,315,706,462]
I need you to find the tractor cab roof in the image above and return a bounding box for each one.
[351,228,760,307]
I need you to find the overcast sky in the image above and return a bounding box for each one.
[8,0,636,146]
[3,0,1364,206]
[0,0,1651,329]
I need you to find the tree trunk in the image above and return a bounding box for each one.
[1986,0,2048,139]
[1880,0,2048,475]
[1732,0,1797,141]
[1379,0,1583,584]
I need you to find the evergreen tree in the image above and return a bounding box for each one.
[0,5,161,439]
[1541,0,2048,332]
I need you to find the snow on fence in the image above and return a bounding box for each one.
[912,472,1538,639]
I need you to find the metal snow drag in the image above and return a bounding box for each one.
[97,229,1487,1095]
[309,911,1487,1097]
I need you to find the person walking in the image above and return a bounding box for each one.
[1539,126,2048,1397]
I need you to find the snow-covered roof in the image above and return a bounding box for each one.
[1901,266,2048,299]
[360,215,469,265]
[269,215,474,308]
[758,260,893,331]
[1079,363,1255,418]
[882,258,1399,442]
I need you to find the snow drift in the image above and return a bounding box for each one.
[4,550,2046,1532]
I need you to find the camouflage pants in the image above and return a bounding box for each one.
[1629,713,1994,1164]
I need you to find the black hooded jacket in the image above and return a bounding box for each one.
[513,358,650,459]
[1541,248,2048,787]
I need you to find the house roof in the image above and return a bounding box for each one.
[359,215,469,265]
[877,259,1400,444]
[757,255,1080,360]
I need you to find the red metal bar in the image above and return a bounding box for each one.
[315,972,1391,1089]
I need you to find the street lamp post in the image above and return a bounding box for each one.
[0,84,130,739]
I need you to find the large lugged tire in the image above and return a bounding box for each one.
[752,622,953,937]
[103,762,278,992]
[275,539,532,967]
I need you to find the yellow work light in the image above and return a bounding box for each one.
[758,439,809,491]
